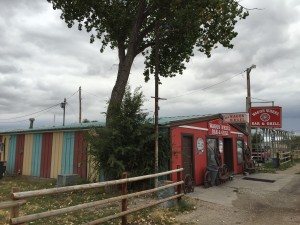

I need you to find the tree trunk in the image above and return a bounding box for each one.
[106,0,146,126]
[106,54,134,126]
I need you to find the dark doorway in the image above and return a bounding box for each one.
[223,138,234,172]
[182,135,194,180]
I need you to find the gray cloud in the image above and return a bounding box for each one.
[0,0,299,134]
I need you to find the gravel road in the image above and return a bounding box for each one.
[176,164,300,225]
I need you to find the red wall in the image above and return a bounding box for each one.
[171,120,248,186]
[74,131,87,179]
[15,134,25,175]
[40,133,53,178]
[0,135,2,160]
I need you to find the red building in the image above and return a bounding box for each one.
[160,114,248,186]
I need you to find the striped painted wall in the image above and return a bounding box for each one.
[2,135,10,162]
[41,133,53,178]
[62,132,75,175]
[50,132,64,179]
[7,135,17,174]
[23,134,33,176]
[74,131,87,179]
[0,135,2,161]
[14,134,25,175]
[1,131,93,180]
[0,135,2,160]
[31,134,42,177]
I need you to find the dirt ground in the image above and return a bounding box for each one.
[175,164,300,225]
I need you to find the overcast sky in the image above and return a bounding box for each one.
[0,0,299,134]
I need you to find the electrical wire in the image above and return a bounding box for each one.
[81,89,104,102]
[167,70,244,100]
[0,89,79,122]
[0,105,59,123]
[66,89,79,100]
[251,97,274,102]
[0,103,61,121]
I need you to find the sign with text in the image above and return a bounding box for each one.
[208,119,231,136]
[222,113,249,123]
[250,106,282,128]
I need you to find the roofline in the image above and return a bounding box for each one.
[0,123,104,135]
[160,114,248,135]
[162,114,222,127]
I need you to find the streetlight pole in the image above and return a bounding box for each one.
[246,64,256,152]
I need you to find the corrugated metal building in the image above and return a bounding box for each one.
[0,122,104,180]
[1,113,249,186]
[159,114,249,186]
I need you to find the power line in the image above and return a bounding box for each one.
[0,103,61,121]
[251,97,273,102]
[0,89,79,122]
[66,89,79,100]
[81,89,104,102]
[0,105,59,123]
[81,89,102,98]
[167,70,244,100]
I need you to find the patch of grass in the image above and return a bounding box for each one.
[257,158,300,174]
[0,176,121,225]
[277,161,295,170]
[0,176,188,225]
[174,198,196,212]
[257,162,276,173]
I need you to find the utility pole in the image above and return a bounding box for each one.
[152,21,166,188]
[154,21,160,189]
[79,86,82,123]
[61,98,66,126]
[246,64,256,152]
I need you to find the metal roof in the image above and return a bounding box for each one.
[158,114,220,126]
[0,121,105,135]
[0,113,248,135]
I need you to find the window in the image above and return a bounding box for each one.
[207,138,219,167]
[237,140,244,164]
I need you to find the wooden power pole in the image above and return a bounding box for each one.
[79,86,82,123]
[246,64,256,152]
[60,98,66,126]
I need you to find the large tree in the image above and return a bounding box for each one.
[47,0,249,123]
[86,86,170,179]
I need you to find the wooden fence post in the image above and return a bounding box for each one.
[176,165,182,202]
[10,187,19,224]
[121,172,128,225]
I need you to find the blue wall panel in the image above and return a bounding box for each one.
[7,135,17,174]
[61,132,75,174]
[31,134,43,176]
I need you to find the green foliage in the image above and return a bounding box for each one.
[86,86,170,179]
[47,0,248,80]
[174,198,196,212]
[291,135,300,150]
[252,132,264,144]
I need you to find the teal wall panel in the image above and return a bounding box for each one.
[31,134,42,176]
[7,135,17,174]
[61,132,75,174]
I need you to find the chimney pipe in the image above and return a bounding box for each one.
[29,118,35,129]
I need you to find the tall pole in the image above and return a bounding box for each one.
[61,98,66,126]
[246,65,256,152]
[154,21,160,188]
[79,86,82,123]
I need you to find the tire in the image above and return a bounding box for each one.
[184,174,194,193]
[204,171,212,188]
